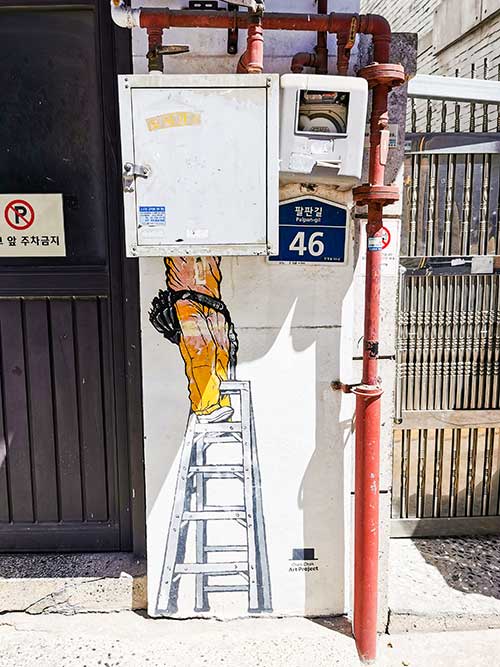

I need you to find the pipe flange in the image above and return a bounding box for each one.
[351,384,383,398]
[353,184,399,207]
[358,62,405,89]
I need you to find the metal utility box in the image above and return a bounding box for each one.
[279,74,368,187]
[118,74,279,257]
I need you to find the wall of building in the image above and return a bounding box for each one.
[362,0,500,80]
[129,0,412,624]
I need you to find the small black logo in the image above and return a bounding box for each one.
[291,548,317,561]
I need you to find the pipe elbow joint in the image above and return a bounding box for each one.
[360,13,391,38]
[237,55,263,73]
[290,52,316,73]
[110,0,141,29]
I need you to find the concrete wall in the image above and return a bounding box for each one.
[130,0,411,625]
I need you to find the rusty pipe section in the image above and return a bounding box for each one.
[147,27,164,72]
[290,0,328,74]
[336,15,357,75]
[290,51,317,73]
[112,7,393,64]
[359,13,392,64]
[315,0,328,74]
[237,23,264,74]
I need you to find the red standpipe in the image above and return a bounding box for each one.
[353,63,404,662]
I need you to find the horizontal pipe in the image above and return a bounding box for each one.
[110,3,392,64]
[139,9,373,33]
[136,10,391,62]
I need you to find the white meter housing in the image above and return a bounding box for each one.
[118,74,279,257]
[279,74,368,186]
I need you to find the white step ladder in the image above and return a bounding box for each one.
[156,380,272,614]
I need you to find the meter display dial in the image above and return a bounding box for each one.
[296,90,350,136]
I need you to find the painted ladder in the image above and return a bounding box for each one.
[156,380,272,614]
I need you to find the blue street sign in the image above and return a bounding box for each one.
[269,197,348,264]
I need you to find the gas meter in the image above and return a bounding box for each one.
[279,74,368,186]
[118,74,279,257]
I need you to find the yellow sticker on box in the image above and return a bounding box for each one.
[146,112,201,132]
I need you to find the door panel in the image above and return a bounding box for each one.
[0,1,142,551]
[0,9,107,267]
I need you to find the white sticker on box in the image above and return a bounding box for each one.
[139,206,166,226]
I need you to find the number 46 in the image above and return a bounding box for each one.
[289,231,325,257]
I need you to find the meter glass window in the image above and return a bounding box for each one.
[296,90,349,136]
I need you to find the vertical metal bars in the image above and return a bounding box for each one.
[392,427,500,522]
[398,274,500,412]
[402,149,498,257]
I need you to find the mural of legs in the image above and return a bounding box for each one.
[152,257,272,615]
[176,299,232,421]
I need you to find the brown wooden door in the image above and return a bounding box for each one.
[0,0,144,552]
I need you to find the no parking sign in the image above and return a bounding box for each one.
[0,194,66,256]
[4,199,35,231]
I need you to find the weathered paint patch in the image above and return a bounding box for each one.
[146,112,201,132]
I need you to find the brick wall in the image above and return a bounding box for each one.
[361,0,439,37]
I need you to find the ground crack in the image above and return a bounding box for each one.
[23,577,108,614]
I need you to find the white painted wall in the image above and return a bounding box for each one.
[128,0,408,621]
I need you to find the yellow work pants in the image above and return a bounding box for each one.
[175,299,231,415]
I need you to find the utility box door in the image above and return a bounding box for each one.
[119,75,279,256]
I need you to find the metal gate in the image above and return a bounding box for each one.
[392,71,500,536]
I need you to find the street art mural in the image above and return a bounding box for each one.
[149,257,272,614]
[140,191,354,619]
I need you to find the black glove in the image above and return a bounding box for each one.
[149,290,181,345]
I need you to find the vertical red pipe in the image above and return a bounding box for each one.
[237,23,264,73]
[353,62,404,662]
[368,85,391,187]
[353,207,384,663]
[147,27,164,72]
[315,0,328,74]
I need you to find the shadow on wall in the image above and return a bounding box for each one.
[236,290,354,617]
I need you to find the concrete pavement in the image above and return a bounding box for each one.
[0,611,498,666]
[389,538,500,632]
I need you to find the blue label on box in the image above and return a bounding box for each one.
[269,197,347,264]
[139,206,166,226]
